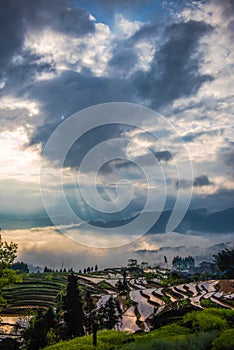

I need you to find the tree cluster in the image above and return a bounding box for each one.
[82,265,98,274]
[22,308,58,350]
[11,261,29,273]
[43,266,74,273]
[172,255,195,271]
[213,248,234,278]
[21,273,122,349]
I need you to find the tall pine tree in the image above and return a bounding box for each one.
[63,274,84,339]
[84,289,94,335]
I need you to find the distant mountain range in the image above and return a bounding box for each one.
[88,207,234,234]
[1,207,233,234]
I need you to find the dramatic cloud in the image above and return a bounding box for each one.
[193,175,213,187]
[0,0,233,267]
[135,20,213,109]
[176,175,213,189]
[99,150,172,175]
[0,0,95,89]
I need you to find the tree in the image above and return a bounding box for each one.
[11,261,29,273]
[62,274,84,339]
[0,235,21,310]
[99,296,122,330]
[213,248,234,278]
[95,264,98,272]
[0,235,17,274]
[84,289,94,335]
[141,261,148,271]
[172,255,195,271]
[83,289,101,346]
[122,269,128,291]
[116,279,124,292]
[127,259,137,268]
[22,307,58,350]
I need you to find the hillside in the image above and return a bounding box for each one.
[1,269,233,340]
[44,308,234,350]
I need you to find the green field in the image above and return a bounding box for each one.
[2,273,68,312]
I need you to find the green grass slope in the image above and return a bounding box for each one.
[44,309,234,350]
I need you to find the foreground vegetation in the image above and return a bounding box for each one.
[44,308,234,350]
[0,237,233,350]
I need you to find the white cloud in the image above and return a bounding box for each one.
[2,227,233,270]
[134,41,156,72]
[0,96,40,117]
[114,14,143,39]
[24,23,114,77]
[24,14,156,79]
[0,128,41,181]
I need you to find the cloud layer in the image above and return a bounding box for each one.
[0,0,233,265]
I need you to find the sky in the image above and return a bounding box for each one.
[0,0,233,269]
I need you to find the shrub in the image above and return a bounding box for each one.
[156,323,191,337]
[120,331,218,350]
[162,296,170,304]
[181,298,191,307]
[212,329,234,350]
[182,311,227,331]
[202,308,234,328]
[200,299,220,308]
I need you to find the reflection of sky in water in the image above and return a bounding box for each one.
[120,306,140,333]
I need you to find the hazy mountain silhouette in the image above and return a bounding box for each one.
[1,208,233,233]
[88,208,234,234]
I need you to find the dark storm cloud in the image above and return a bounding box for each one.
[63,125,126,169]
[130,23,159,42]
[27,70,137,147]
[26,70,138,168]
[0,0,24,74]
[176,175,212,189]
[99,150,172,175]
[100,159,138,175]
[20,0,95,36]
[109,48,138,75]
[193,175,213,187]
[0,0,94,84]
[114,149,173,168]
[3,51,56,93]
[84,0,153,10]
[134,20,213,108]
[99,0,151,5]
[153,150,172,162]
